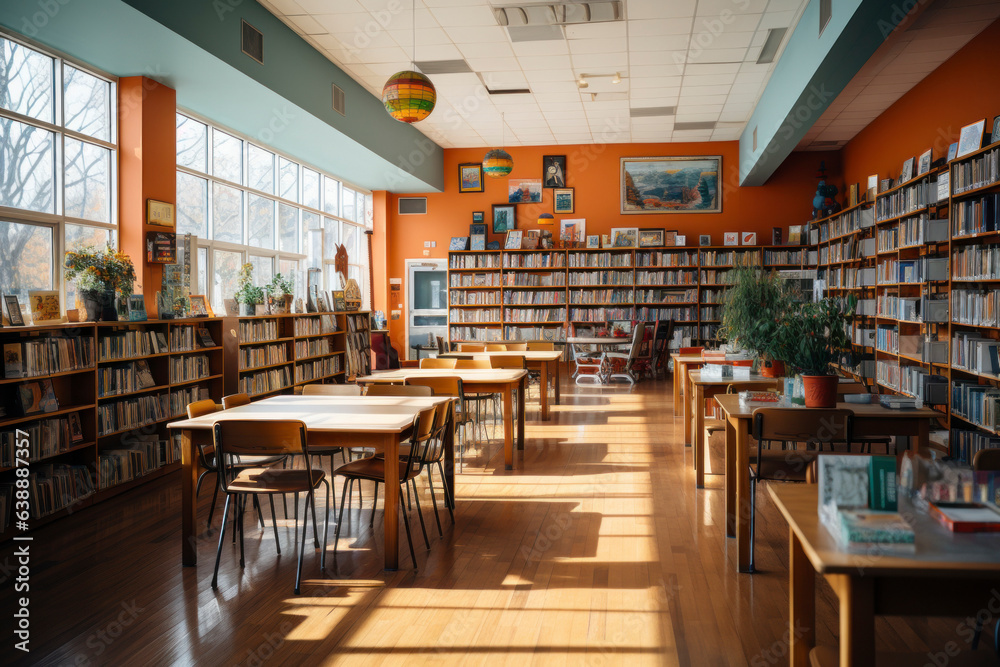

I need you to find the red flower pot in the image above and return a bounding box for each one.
[802,375,838,408]
[760,359,784,378]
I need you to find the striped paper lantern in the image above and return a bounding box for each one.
[382,71,436,123]
[482,149,513,178]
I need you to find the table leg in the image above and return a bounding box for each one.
[790,530,816,667]
[736,421,751,572]
[181,430,198,566]
[554,360,561,405]
[916,418,929,456]
[833,573,875,667]
[725,417,737,538]
[672,359,681,418]
[517,378,526,450]
[540,362,550,420]
[683,364,693,446]
[695,384,705,488]
[444,402,456,509]
[382,432,400,570]
[503,386,515,470]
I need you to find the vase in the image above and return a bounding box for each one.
[802,374,838,408]
[76,289,117,322]
[760,359,784,378]
[239,302,255,317]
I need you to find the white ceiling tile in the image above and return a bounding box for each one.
[675,104,724,116]
[521,54,573,71]
[445,26,509,43]
[758,10,796,30]
[628,18,693,36]
[267,0,307,15]
[285,14,327,34]
[629,35,691,51]
[684,62,741,75]
[692,31,755,50]
[387,27,453,46]
[429,5,498,27]
[525,68,574,83]
[568,38,627,55]
[681,94,730,106]
[630,76,684,89]
[458,41,515,59]
[533,92,588,104]
[296,0,363,13]
[629,50,677,66]
[511,40,571,57]
[482,71,528,86]
[565,22,627,39]
[409,43,465,61]
[682,83,733,95]
[682,73,738,86]
[696,0,768,15]
[352,46,411,64]
[317,12,375,35]
[628,0,697,19]
[686,48,748,64]
[572,52,629,69]
[465,56,520,72]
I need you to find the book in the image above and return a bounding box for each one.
[868,456,898,511]
[4,343,23,378]
[16,380,59,416]
[68,412,84,443]
[929,502,1000,533]
[818,455,870,524]
[135,360,156,389]
[196,328,216,348]
[837,509,915,554]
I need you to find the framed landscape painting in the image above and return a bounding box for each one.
[458,163,484,193]
[621,156,721,214]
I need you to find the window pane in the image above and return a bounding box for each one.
[0,221,53,307]
[342,187,357,222]
[0,118,55,214]
[63,65,111,142]
[341,222,358,260]
[212,183,243,243]
[176,115,208,172]
[278,258,301,300]
[248,195,274,249]
[278,203,298,253]
[65,224,115,308]
[197,247,208,296]
[306,228,322,270]
[247,144,274,194]
[278,157,298,202]
[249,255,273,287]
[302,168,320,209]
[212,130,242,184]
[364,193,373,229]
[176,171,208,237]
[322,176,339,216]
[64,138,111,223]
[0,37,54,124]
[212,249,242,313]
[324,217,340,259]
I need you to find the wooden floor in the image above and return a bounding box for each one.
[0,377,983,666]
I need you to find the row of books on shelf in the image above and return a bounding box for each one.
[170,326,214,352]
[699,270,736,285]
[294,338,331,358]
[3,336,93,379]
[951,193,1000,237]
[101,329,161,361]
[239,343,287,371]
[503,308,567,322]
[170,354,211,383]
[0,414,85,468]
[640,288,698,303]
[636,250,698,267]
[820,206,875,241]
[3,379,59,418]
[294,357,341,383]
[566,252,633,268]
[98,393,168,436]
[168,385,210,417]
[876,227,897,253]
[238,366,292,396]
[452,291,500,305]
[98,434,181,490]
[952,380,1000,431]
[501,252,565,268]
[634,270,698,286]
[344,343,370,378]
[567,270,634,286]
[951,144,999,195]
[952,243,1000,280]
[238,319,279,343]
[502,273,564,287]
[345,314,369,333]
[17,464,95,521]
[449,326,503,342]
[569,307,634,322]
[875,180,933,222]
[452,273,502,288]
[569,290,632,304]
[900,215,948,247]
[699,250,761,267]
[98,360,156,398]
[951,429,1000,466]
[951,332,1000,376]
[450,309,501,323]
[502,326,566,342]
[450,254,501,269]
[952,288,1000,327]
[292,315,338,336]
[502,291,564,305]
[876,325,898,354]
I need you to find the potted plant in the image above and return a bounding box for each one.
[717,267,794,377]
[265,273,294,314]
[233,263,264,317]
[63,245,137,322]
[767,296,856,407]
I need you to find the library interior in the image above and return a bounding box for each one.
[2,0,1000,664]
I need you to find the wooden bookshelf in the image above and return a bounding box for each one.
[343,311,372,380]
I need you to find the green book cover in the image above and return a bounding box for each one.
[869,455,898,511]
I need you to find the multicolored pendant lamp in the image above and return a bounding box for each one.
[483,112,513,178]
[382,1,436,123]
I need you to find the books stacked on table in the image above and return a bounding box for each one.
[836,509,915,554]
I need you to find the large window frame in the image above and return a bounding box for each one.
[0,29,118,311]
[175,111,372,312]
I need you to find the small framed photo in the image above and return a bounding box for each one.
[470,235,486,251]
[332,290,346,311]
[675,235,687,246]
[223,298,239,316]
[610,227,638,248]
[67,412,84,443]
[458,163,484,193]
[957,118,986,158]
[470,223,486,237]
[542,155,567,188]
[601,234,612,248]
[664,230,677,246]
[848,183,858,207]
[492,204,516,234]
[472,211,484,223]
[638,228,665,247]
[741,232,757,246]
[188,294,212,318]
[449,236,469,251]
[866,174,878,201]
[553,187,575,214]
[505,230,523,250]
[917,149,932,176]
[900,157,914,182]
[992,115,1000,145]
[27,291,61,325]
[947,142,958,162]
[128,294,147,322]
[508,179,542,204]
[699,234,711,246]
[723,232,738,246]
[147,199,175,228]
[586,235,600,248]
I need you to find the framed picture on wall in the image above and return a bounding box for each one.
[553,187,574,214]
[188,295,212,317]
[917,149,932,176]
[957,118,986,158]
[508,179,542,203]
[492,204,516,234]
[458,163,484,193]
[621,156,721,214]
[147,199,175,228]
[638,228,664,247]
[900,157,915,182]
[542,155,566,188]
[472,211,484,223]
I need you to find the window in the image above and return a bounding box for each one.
[0,31,117,308]
[176,112,371,312]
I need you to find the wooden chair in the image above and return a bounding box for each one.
[420,357,457,369]
[504,342,528,351]
[456,343,485,352]
[526,341,555,351]
[405,376,475,471]
[748,407,853,572]
[572,341,604,385]
[630,321,658,381]
[222,393,251,409]
[365,385,432,397]
[485,344,507,351]
[651,320,674,380]
[301,383,362,396]
[602,323,646,384]
[333,407,436,568]
[455,359,492,369]
[703,381,781,475]
[211,419,329,594]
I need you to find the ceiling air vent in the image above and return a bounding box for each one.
[398,197,427,215]
[757,27,787,64]
[819,0,832,36]
[674,121,717,131]
[629,106,676,118]
[494,2,622,26]
[241,20,264,65]
[413,59,473,75]
[332,84,345,116]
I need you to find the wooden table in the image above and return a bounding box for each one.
[168,394,452,571]
[670,353,705,444]
[439,350,562,420]
[687,370,781,488]
[356,368,528,470]
[770,484,1000,667]
[714,393,940,573]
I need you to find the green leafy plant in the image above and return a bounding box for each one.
[234,263,264,305]
[766,295,856,376]
[63,245,136,296]
[717,267,794,358]
[265,273,294,298]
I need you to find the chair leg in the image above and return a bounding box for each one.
[295,492,311,595]
[211,494,232,590]
[310,486,321,549]
[436,460,455,522]
[207,477,221,529]
[370,482,380,527]
[321,481,330,572]
[410,477,430,549]
[425,467,443,537]
[406,478,412,511]
[238,495,246,569]
[252,494,265,529]
[333,480,350,557]
[196,469,210,496]
[232,494,240,544]
[269,494,281,555]
[399,490,418,569]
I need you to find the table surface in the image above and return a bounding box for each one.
[356,368,528,383]
[567,336,630,345]
[440,351,562,361]
[769,484,1000,576]
[714,393,943,419]
[167,394,448,433]
[688,371,780,385]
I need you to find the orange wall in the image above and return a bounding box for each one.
[118,76,177,317]
[381,142,841,350]
[841,18,1000,188]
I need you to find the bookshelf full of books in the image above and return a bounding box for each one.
[292,313,344,386]
[697,247,763,343]
[501,250,568,342]
[449,250,504,342]
[567,249,635,333]
[343,311,372,380]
